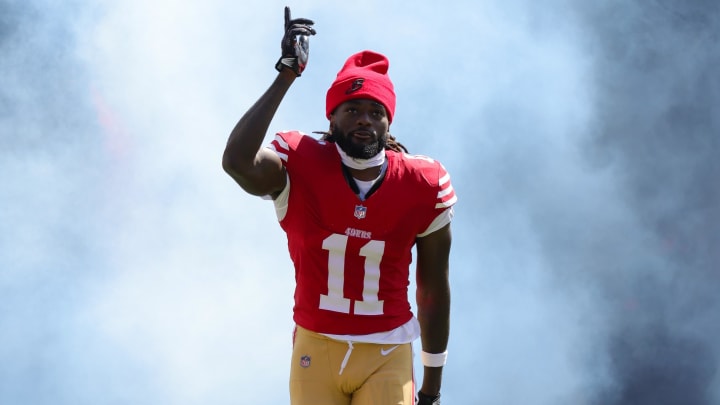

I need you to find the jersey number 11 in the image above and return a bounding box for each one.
[320,233,385,316]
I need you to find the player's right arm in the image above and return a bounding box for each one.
[222,7,315,198]
[222,69,295,198]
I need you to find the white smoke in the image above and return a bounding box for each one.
[2,0,716,404]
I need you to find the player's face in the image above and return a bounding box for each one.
[331,99,389,159]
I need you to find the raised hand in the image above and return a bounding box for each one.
[275,6,316,76]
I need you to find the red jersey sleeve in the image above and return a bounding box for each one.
[400,153,457,236]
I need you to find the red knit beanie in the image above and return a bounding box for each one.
[326,50,396,123]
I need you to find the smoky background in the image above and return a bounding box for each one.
[1,0,718,403]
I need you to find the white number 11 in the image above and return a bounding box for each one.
[319,233,385,315]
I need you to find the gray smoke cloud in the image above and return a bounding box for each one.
[577,2,720,404]
[1,0,718,404]
[443,0,719,403]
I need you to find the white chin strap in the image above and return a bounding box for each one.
[335,143,386,170]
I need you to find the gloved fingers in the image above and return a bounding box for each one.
[288,18,315,27]
[284,6,314,30]
[288,25,316,37]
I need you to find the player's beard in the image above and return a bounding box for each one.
[333,128,387,159]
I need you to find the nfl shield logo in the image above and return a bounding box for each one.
[300,355,311,368]
[354,205,367,219]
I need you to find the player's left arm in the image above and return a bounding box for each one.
[415,220,452,399]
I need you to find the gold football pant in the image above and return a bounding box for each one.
[290,325,414,405]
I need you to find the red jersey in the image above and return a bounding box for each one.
[270,130,456,335]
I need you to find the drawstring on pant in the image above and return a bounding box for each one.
[339,341,354,375]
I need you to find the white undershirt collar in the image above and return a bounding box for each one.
[335,143,386,170]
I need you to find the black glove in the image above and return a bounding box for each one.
[275,6,316,76]
[417,391,441,405]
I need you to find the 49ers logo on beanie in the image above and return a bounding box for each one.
[346,78,365,94]
[326,50,396,123]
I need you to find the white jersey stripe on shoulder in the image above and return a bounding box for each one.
[435,194,457,209]
[437,184,454,199]
[439,172,451,186]
[273,134,290,151]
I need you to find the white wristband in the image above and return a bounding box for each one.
[420,350,447,367]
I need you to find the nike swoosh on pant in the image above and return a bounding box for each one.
[380,345,400,356]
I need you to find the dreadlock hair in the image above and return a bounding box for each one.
[312,130,409,153]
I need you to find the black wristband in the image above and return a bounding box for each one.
[275,57,301,77]
[417,391,441,405]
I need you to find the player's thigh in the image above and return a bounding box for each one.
[289,326,350,405]
[351,343,414,405]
